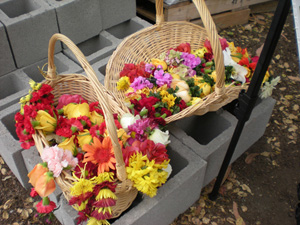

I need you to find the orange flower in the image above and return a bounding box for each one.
[28,162,49,187]
[34,172,56,197]
[82,137,118,175]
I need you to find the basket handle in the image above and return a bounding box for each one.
[47,33,127,182]
[155,0,225,95]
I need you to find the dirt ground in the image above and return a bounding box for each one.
[0,10,299,225]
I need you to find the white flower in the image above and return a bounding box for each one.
[163,163,172,179]
[260,76,281,99]
[149,129,171,145]
[120,113,140,131]
[223,48,247,84]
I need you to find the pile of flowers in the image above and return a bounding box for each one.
[15,81,172,224]
[116,38,279,119]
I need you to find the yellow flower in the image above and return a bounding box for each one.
[87,217,110,225]
[58,135,77,155]
[263,70,270,84]
[190,97,203,105]
[70,177,95,196]
[34,110,57,133]
[117,76,130,91]
[92,172,114,184]
[159,90,169,98]
[126,153,169,197]
[162,94,176,109]
[151,58,168,70]
[191,47,207,58]
[74,200,88,211]
[198,83,212,97]
[77,129,93,149]
[117,128,130,145]
[90,111,104,125]
[95,189,117,201]
[63,102,90,119]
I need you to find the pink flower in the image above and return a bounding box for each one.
[56,94,87,109]
[130,76,153,91]
[36,197,56,214]
[154,69,172,87]
[41,145,78,177]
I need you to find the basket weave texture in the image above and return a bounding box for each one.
[105,0,247,124]
[32,33,137,218]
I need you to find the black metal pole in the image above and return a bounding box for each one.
[209,0,291,200]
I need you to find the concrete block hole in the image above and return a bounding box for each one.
[175,112,231,145]
[1,109,19,140]
[0,73,26,100]
[106,19,144,39]
[0,0,40,18]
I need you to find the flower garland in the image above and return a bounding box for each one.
[15,81,172,224]
[116,38,279,119]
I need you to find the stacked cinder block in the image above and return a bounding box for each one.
[0,101,31,189]
[169,97,276,186]
[0,22,15,76]
[0,0,60,68]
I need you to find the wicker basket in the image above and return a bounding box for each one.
[105,0,247,124]
[32,33,138,218]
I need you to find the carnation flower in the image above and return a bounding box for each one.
[36,197,56,214]
[41,145,78,177]
[56,94,87,109]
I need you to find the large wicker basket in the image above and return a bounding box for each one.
[32,33,138,218]
[105,0,246,124]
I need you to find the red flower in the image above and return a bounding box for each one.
[120,62,150,83]
[204,38,228,54]
[175,43,191,53]
[56,94,88,109]
[89,102,104,115]
[239,57,250,67]
[30,187,39,197]
[36,197,56,214]
[179,100,187,110]
[160,108,172,117]
[204,52,213,62]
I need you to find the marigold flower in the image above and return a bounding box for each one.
[82,137,117,174]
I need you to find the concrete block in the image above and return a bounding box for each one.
[106,16,152,40]
[100,0,136,30]
[169,97,276,187]
[0,70,28,112]
[63,30,119,67]
[0,22,16,76]
[48,135,206,225]
[22,53,81,82]
[45,0,102,46]
[0,0,60,68]
[0,103,31,189]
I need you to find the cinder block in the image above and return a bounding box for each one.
[22,53,82,82]
[169,97,276,187]
[0,22,16,76]
[63,31,119,67]
[0,70,28,112]
[0,103,31,189]
[49,135,206,225]
[45,0,102,46]
[100,0,136,30]
[0,0,60,68]
[106,16,152,40]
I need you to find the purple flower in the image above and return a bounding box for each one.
[130,76,154,91]
[181,52,201,68]
[145,63,155,74]
[127,118,154,144]
[154,69,173,87]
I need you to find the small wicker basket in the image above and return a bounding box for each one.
[32,33,137,218]
[105,0,246,124]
